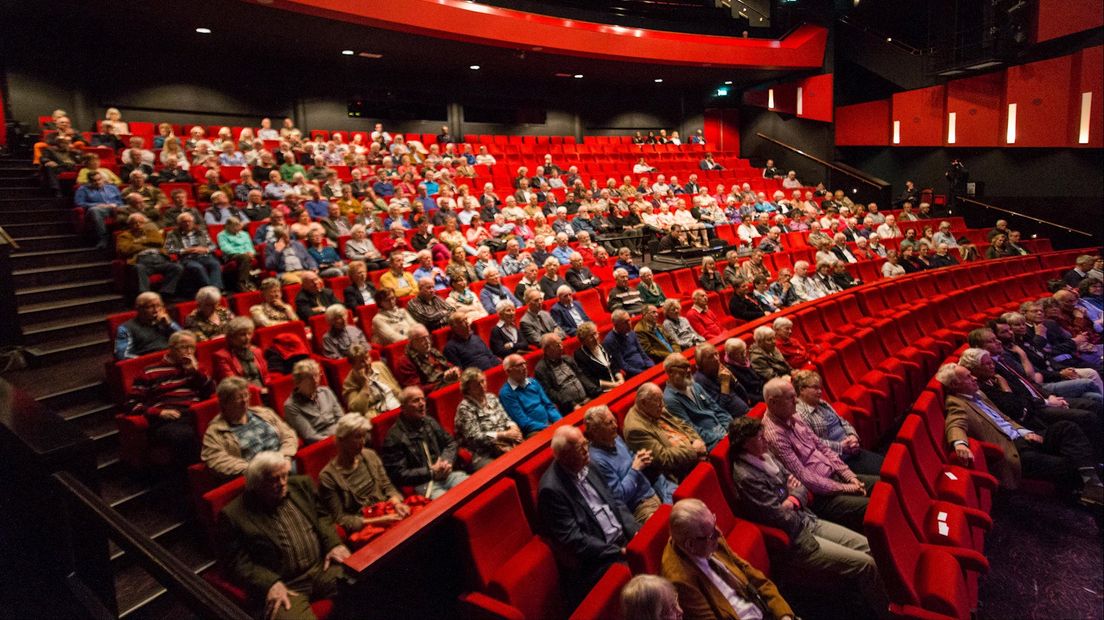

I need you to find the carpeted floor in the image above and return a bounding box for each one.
[977,491,1103,619]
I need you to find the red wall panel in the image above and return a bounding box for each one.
[1005,55,1073,147]
[892,85,945,146]
[1036,0,1104,43]
[945,72,1004,147]
[798,74,833,122]
[835,99,890,146]
[1072,45,1103,147]
[703,108,740,153]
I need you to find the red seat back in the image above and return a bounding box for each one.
[452,478,538,591]
[511,447,554,528]
[625,503,672,575]
[673,464,770,575]
[569,563,631,620]
[295,436,337,482]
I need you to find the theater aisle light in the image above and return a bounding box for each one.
[947,112,957,144]
[469,65,480,70]
[1006,103,1017,144]
[574,74,583,79]
[195,27,212,34]
[1078,92,1092,144]
[341,50,354,55]
[892,120,901,144]
[797,87,804,115]
[768,89,775,109]
[654,78,663,83]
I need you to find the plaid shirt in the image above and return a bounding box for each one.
[762,412,855,495]
[795,399,856,457]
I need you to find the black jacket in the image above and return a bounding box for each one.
[381,414,458,487]
[489,323,533,358]
[343,282,377,308]
[295,287,340,320]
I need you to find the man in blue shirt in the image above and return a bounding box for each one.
[550,233,574,265]
[74,172,125,249]
[584,405,669,522]
[661,354,733,451]
[499,354,562,436]
[304,188,330,219]
[372,170,395,198]
[602,310,655,377]
[442,313,500,371]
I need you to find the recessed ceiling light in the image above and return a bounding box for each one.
[886,37,892,42]
[195,27,212,34]
[574,74,584,79]
[341,50,355,55]
[654,78,663,83]
[724,81,733,85]
[358,52,383,59]
[470,65,480,70]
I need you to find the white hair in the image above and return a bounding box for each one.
[245,451,289,491]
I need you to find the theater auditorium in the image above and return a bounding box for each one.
[0,0,1101,618]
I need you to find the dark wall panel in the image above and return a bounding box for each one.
[740,106,833,183]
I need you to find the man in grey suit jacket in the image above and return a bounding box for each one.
[538,425,640,603]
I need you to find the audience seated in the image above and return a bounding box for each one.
[443,312,500,371]
[219,452,350,619]
[115,292,181,359]
[454,368,523,470]
[792,370,883,476]
[184,286,235,341]
[202,377,298,479]
[381,387,469,499]
[624,383,707,485]
[370,288,416,345]
[585,405,671,522]
[321,304,367,359]
[165,212,224,291]
[250,277,300,327]
[534,332,600,414]
[341,344,402,418]
[395,324,459,392]
[283,359,344,445]
[748,326,792,381]
[213,318,270,388]
[75,171,125,250]
[662,354,733,451]
[116,213,184,298]
[499,353,562,436]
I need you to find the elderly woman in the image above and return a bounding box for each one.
[446,273,488,322]
[212,317,270,389]
[620,574,682,620]
[455,367,524,469]
[792,370,884,476]
[343,224,383,267]
[662,298,705,349]
[321,304,368,359]
[371,288,418,345]
[249,277,299,327]
[283,358,345,444]
[489,301,530,358]
[447,245,479,284]
[748,326,792,380]
[881,250,906,278]
[573,321,626,391]
[636,267,667,307]
[723,337,764,403]
[184,286,235,340]
[698,256,725,292]
[473,245,501,281]
[217,216,256,293]
[318,414,412,534]
[342,344,402,417]
[772,316,821,369]
[306,229,347,278]
[201,377,298,479]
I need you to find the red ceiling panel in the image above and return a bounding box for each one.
[892,85,945,147]
[1036,0,1104,43]
[1071,45,1103,147]
[798,73,833,122]
[945,72,1004,147]
[276,0,827,69]
[1005,55,1073,147]
[835,99,890,146]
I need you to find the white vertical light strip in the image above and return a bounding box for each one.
[947,112,957,144]
[1078,92,1092,144]
[892,120,901,144]
[768,89,775,109]
[1006,103,1017,144]
[797,87,804,115]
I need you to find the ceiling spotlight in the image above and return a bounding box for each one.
[470,65,481,70]
[195,27,212,34]
[654,78,663,83]
[341,50,355,55]
[724,81,733,85]
[574,74,584,79]
[886,37,892,42]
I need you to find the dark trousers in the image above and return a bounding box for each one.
[811,473,879,533]
[1034,403,1103,458]
[1017,420,1093,492]
[148,413,198,467]
[180,254,224,291]
[844,449,885,477]
[223,253,255,293]
[134,253,184,296]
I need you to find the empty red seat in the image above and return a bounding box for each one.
[569,563,631,620]
[897,416,996,514]
[511,447,554,527]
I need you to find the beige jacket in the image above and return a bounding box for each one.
[201,407,299,477]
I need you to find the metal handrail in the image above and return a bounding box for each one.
[53,471,251,620]
[956,197,1095,238]
[754,133,888,190]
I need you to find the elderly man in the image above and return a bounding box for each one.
[121,170,167,211]
[289,273,337,322]
[585,405,667,523]
[549,286,591,337]
[635,304,681,363]
[406,276,454,331]
[607,268,645,316]
[939,362,1102,505]
[789,261,821,304]
[662,498,794,620]
[74,171,125,249]
[220,452,350,620]
[662,354,733,451]
[728,417,887,617]
[563,252,600,291]
[762,378,875,532]
[624,383,707,484]
[478,266,521,314]
[115,292,181,359]
[604,309,656,377]
[519,287,564,345]
[500,239,533,275]
[538,425,640,602]
[283,359,344,445]
[792,370,883,476]
[379,252,418,298]
[382,387,469,499]
[1063,254,1096,288]
[499,354,562,436]
[693,343,751,422]
[126,330,214,465]
[685,289,724,341]
[165,212,224,291]
[396,324,460,393]
[443,312,500,371]
[202,377,298,479]
[116,213,184,298]
[535,333,600,414]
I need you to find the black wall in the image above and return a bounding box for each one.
[738,106,835,185]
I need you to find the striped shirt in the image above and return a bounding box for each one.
[127,357,215,418]
[273,499,321,577]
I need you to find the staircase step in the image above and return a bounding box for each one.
[0,185,53,198]
[19,292,126,321]
[22,314,107,346]
[25,334,112,366]
[35,381,108,412]
[98,467,152,509]
[11,233,87,252]
[13,261,115,288]
[0,196,66,210]
[2,220,75,236]
[56,399,116,423]
[0,167,39,177]
[12,247,111,269]
[115,525,215,619]
[0,208,73,225]
[0,177,40,188]
[73,406,120,442]
[17,278,116,306]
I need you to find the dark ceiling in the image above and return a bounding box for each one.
[2,0,799,97]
